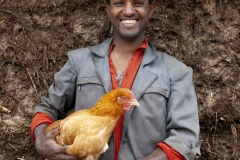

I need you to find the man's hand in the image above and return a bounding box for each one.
[34,124,81,160]
[138,148,168,160]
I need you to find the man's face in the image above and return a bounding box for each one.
[106,0,155,40]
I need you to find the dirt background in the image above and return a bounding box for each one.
[0,0,239,159]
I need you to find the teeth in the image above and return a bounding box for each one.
[121,20,137,24]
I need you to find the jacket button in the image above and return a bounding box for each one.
[195,142,200,147]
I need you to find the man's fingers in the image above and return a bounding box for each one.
[57,153,81,160]
[56,146,81,160]
[59,144,70,152]
[53,129,60,136]
[57,145,83,159]
[46,129,59,139]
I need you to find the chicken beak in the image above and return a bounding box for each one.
[130,100,140,107]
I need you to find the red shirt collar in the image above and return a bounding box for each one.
[109,38,148,55]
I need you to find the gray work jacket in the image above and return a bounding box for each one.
[35,38,201,160]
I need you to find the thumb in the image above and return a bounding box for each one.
[46,128,60,139]
[58,144,70,152]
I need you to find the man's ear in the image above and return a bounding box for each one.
[149,1,156,17]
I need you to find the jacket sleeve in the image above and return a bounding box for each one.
[30,112,54,140]
[158,142,185,160]
[34,53,77,121]
[163,66,202,160]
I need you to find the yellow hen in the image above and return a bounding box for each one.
[46,88,140,159]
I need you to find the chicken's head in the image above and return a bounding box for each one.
[116,88,140,111]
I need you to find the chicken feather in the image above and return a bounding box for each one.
[46,88,140,159]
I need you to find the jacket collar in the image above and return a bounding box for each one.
[87,37,159,93]
[141,41,158,66]
[88,37,113,58]
[88,37,158,61]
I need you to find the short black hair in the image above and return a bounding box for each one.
[105,0,154,4]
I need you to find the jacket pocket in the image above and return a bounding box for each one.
[76,77,102,87]
[75,77,105,110]
[140,87,169,116]
[144,87,170,98]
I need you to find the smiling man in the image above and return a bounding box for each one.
[31,0,201,160]
[106,0,154,41]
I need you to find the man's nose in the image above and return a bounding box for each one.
[123,3,135,16]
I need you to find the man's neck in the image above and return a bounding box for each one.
[112,34,146,54]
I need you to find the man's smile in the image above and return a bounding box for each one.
[120,19,138,27]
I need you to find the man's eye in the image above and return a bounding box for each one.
[134,1,144,6]
[113,1,124,6]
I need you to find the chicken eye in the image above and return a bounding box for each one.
[122,96,127,101]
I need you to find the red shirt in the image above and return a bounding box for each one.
[108,39,148,160]
[30,39,184,160]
